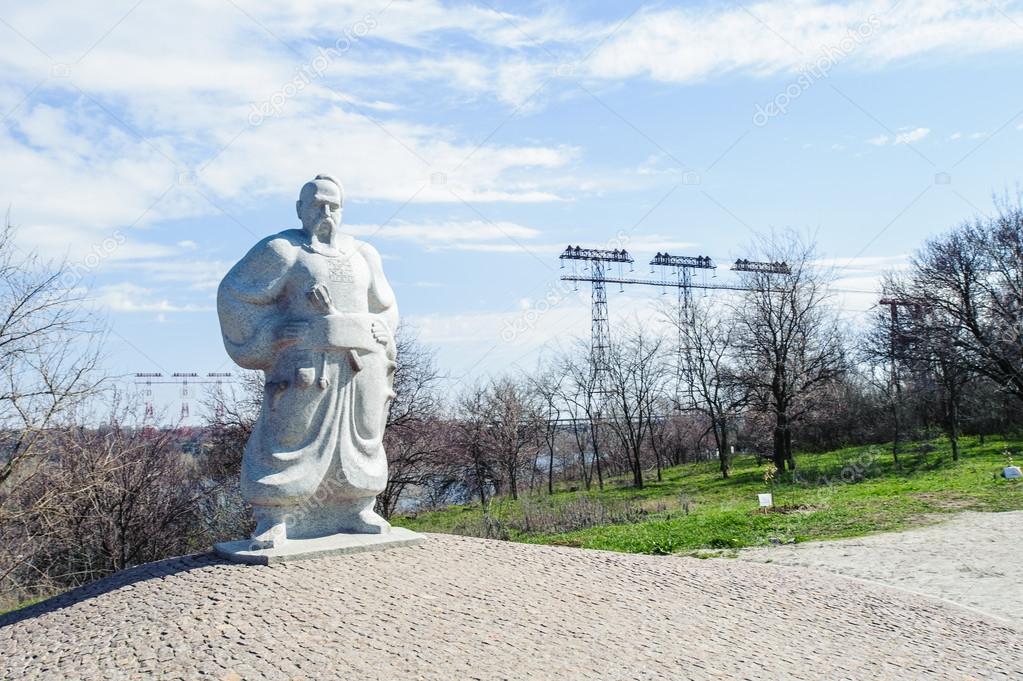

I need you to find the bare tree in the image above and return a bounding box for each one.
[664,297,746,478]
[203,370,263,480]
[1,394,229,604]
[0,219,104,603]
[451,384,497,509]
[483,377,539,501]
[906,204,1023,404]
[377,326,445,518]
[0,220,104,491]
[529,365,566,495]
[603,326,670,488]
[871,281,974,462]
[731,232,846,471]
[559,345,606,490]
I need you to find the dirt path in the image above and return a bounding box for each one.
[734,510,1022,626]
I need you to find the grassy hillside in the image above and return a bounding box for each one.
[392,436,1023,555]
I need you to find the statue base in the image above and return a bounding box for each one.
[214,527,427,565]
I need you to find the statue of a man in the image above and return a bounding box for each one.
[217,174,397,549]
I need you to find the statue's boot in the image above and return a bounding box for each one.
[249,505,289,549]
[338,497,391,534]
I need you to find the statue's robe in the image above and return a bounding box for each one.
[217,230,397,508]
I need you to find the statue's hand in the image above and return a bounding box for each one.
[274,320,309,349]
[307,284,336,315]
[371,320,391,347]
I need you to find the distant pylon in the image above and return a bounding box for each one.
[651,253,716,411]
[132,371,234,423]
[559,246,634,397]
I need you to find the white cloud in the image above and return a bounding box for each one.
[868,134,890,146]
[0,1,589,261]
[91,282,212,313]
[585,1,1023,85]
[109,258,231,291]
[636,153,683,176]
[347,219,541,244]
[894,127,930,144]
[814,254,910,273]
[948,132,962,140]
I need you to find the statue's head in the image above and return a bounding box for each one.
[296,174,344,236]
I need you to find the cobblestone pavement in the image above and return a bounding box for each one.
[734,511,1023,626]
[2,533,1020,680]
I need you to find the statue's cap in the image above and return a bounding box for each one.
[300,174,344,205]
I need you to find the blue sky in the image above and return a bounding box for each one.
[2,0,1023,416]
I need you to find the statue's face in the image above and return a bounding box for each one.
[297,180,342,236]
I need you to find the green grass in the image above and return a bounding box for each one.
[392,435,1023,555]
[0,594,49,616]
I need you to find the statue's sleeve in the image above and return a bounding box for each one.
[217,236,296,370]
[359,241,399,335]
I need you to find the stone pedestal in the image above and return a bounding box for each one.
[214,527,426,565]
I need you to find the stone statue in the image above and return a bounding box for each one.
[215,175,421,561]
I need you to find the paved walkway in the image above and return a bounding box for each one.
[2,533,1020,680]
[735,510,1023,626]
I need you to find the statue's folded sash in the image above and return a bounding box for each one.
[242,312,391,507]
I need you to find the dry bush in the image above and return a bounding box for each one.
[452,496,650,540]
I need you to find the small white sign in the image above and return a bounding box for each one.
[1004,466,1022,479]
[757,493,773,508]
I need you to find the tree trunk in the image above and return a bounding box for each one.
[772,424,786,472]
[592,423,605,491]
[573,423,592,490]
[476,468,488,510]
[719,422,730,479]
[508,463,518,500]
[890,396,900,466]
[547,441,555,495]
[632,446,644,488]
[784,427,795,470]
[949,393,960,462]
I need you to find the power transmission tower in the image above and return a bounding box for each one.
[731,259,792,275]
[651,253,717,409]
[559,246,634,394]
[560,246,791,412]
[650,252,717,318]
[132,371,235,423]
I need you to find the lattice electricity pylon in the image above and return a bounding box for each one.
[133,371,234,422]
[730,259,791,274]
[134,372,162,418]
[650,252,716,319]
[651,253,717,410]
[559,246,634,394]
[560,246,794,413]
[207,372,233,418]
